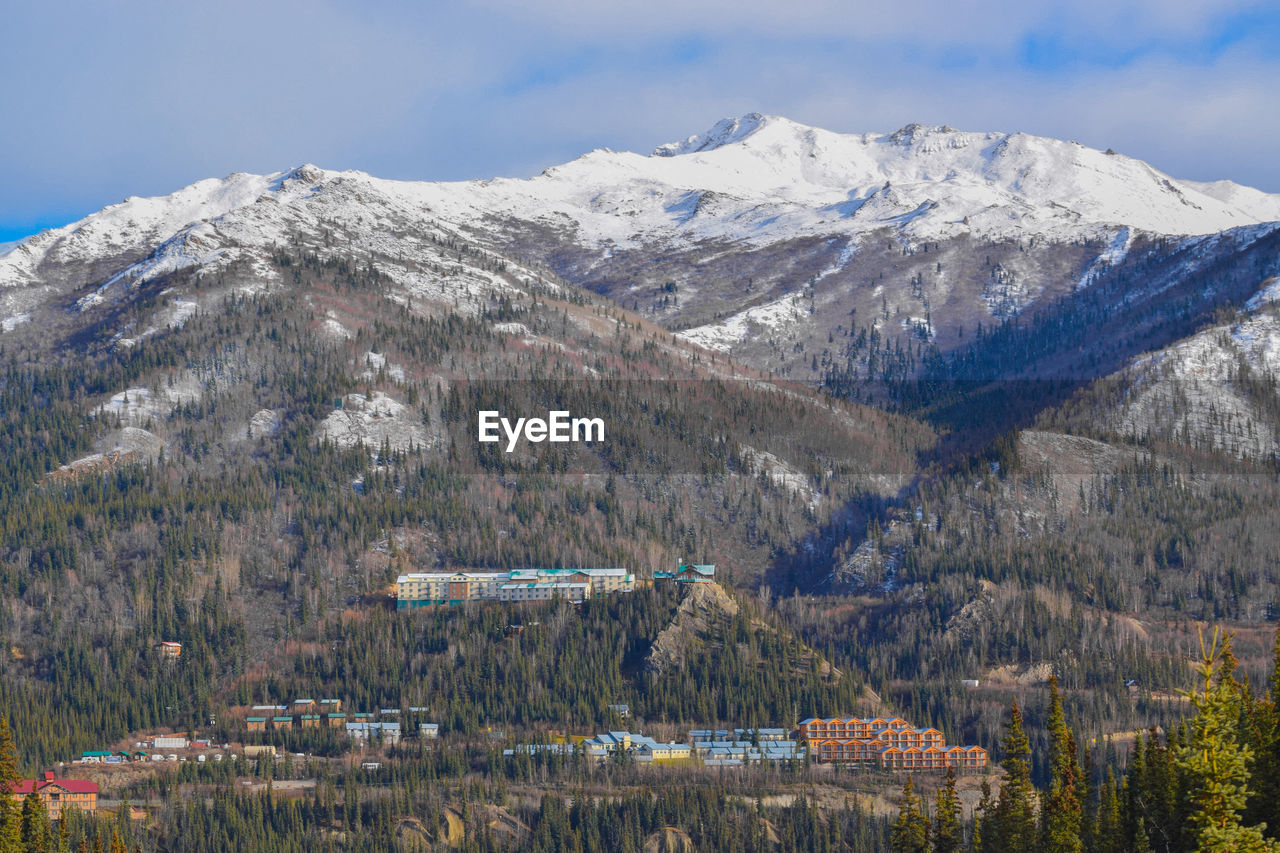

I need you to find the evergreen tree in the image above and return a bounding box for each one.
[991,700,1037,853]
[1132,817,1155,853]
[973,778,994,853]
[20,791,50,853]
[1095,768,1123,853]
[891,776,929,853]
[1249,627,1280,836]
[0,715,21,853]
[1041,677,1082,853]
[1174,628,1279,852]
[932,765,962,853]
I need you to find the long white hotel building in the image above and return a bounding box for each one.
[396,568,635,608]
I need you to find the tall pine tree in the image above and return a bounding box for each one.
[0,715,21,853]
[891,775,930,853]
[991,700,1038,853]
[932,765,962,853]
[1041,676,1083,853]
[1174,628,1279,852]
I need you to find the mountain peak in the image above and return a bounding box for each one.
[887,122,960,146]
[282,163,327,184]
[652,112,779,157]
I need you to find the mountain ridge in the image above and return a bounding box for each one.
[6,113,1279,285]
[4,114,1280,427]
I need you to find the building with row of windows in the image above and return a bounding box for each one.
[692,739,806,764]
[396,567,636,608]
[8,773,99,820]
[799,716,986,770]
[346,721,402,744]
[582,731,693,762]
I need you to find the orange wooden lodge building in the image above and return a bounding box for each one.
[799,716,987,770]
[8,772,99,819]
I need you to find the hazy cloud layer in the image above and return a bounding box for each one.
[3,0,1278,239]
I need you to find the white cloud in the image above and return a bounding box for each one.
[2,0,1278,234]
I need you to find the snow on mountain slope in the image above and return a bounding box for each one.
[1099,274,1280,458]
[5,113,1280,381]
[0,164,558,324]
[0,171,282,289]
[412,113,1280,250]
[9,113,1276,302]
[679,291,810,353]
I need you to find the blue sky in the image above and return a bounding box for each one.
[3,0,1278,242]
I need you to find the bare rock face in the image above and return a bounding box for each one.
[645,583,739,673]
[45,427,164,483]
[643,827,696,853]
[248,409,282,439]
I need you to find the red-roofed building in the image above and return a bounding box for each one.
[9,772,99,819]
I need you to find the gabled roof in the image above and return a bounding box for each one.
[10,779,99,795]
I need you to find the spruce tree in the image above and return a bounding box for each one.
[1095,768,1123,853]
[1249,627,1280,836]
[973,778,994,853]
[1174,628,1279,852]
[932,765,962,853]
[890,775,930,853]
[1041,677,1083,853]
[0,714,22,853]
[991,700,1037,853]
[20,791,50,853]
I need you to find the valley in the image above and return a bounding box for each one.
[2,113,1280,852]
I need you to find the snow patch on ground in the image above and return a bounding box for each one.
[1110,305,1280,457]
[248,409,283,439]
[1245,276,1280,311]
[359,351,406,382]
[51,428,163,479]
[316,392,433,455]
[167,299,198,327]
[739,445,819,508]
[2,313,30,332]
[95,376,204,427]
[678,291,808,352]
[321,317,352,341]
[1077,227,1132,290]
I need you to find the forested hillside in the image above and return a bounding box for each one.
[0,246,923,768]
[1,118,1279,851]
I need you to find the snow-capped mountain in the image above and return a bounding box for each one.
[3,113,1279,388]
[441,113,1280,247]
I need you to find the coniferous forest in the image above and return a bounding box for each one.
[0,228,1278,853]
